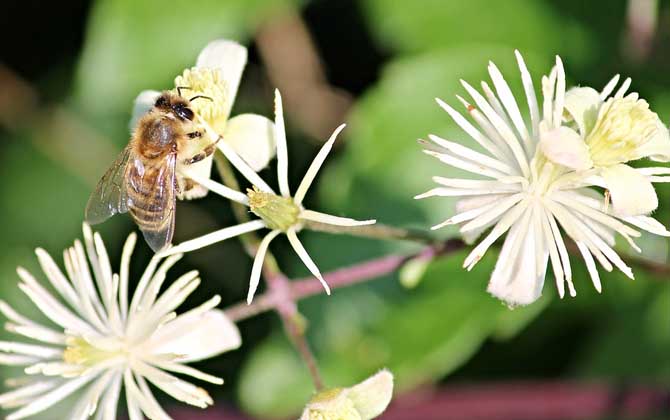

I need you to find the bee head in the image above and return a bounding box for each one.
[154,92,194,121]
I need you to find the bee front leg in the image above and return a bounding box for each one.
[182,134,223,165]
[187,131,202,139]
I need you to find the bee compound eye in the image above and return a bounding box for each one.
[175,105,194,121]
[154,95,168,107]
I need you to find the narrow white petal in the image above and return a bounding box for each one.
[160,219,266,257]
[539,209,565,298]
[34,248,79,310]
[460,193,524,233]
[463,198,528,270]
[70,371,115,420]
[119,232,136,320]
[614,77,632,98]
[274,89,291,197]
[461,80,530,176]
[622,215,670,237]
[248,230,281,304]
[435,98,504,158]
[148,358,223,385]
[286,229,330,294]
[16,268,96,335]
[133,360,213,408]
[294,124,347,205]
[575,241,602,292]
[487,206,547,305]
[99,373,122,420]
[487,61,532,154]
[123,370,171,420]
[553,56,566,129]
[514,50,540,138]
[210,121,274,193]
[428,134,513,174]
[300,209,375,227]
[423,149,507,179]
[600,74,620,100]
[179,170,249,205]
[7,374,96,420]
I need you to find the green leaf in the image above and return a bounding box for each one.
[361,0,590,63]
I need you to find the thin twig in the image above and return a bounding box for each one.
[224,239,465,322]
[303,220,437,244]
[215,153,323,390]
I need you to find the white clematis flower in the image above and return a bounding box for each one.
[131,39,276,200]
[541,74,670,216]
[160,89,376,303]
[0,224,241,420]
[418,51,670,306]
[299,370,394,420]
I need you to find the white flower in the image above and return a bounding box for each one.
[418,51,670,306]
[131,39,277,200]
[0,224,241,420]
[540,74,670,215]
[160,89,376,303]
[299,370,394,420]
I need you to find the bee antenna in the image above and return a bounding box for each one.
[176,86,192,97]
[189,95,214,103]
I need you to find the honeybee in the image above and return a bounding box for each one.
[85,90,218,252]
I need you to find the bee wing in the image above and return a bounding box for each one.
[131,153,177,253]
[85,146,132,224]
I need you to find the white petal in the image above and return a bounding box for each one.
[7,375,96,420]
[540,126,593,170]
[0,381,57,408]
[347,369,394,419]
[223,113,276,171]
[196,39,247,118]
[248,230,281,304]
[435,97,505,158]
[601,164,658,216]
[295,124,347,205]
[575,241,602,292]
[600,74,620,100]
[634,119,670,162]
[300,210,375,227]
[514,51,540,138]
[179,169,249,204]
[563,86,601,136]
[160,219,266,256]
[148,309,241,363]
[487,207,547,306]
[129,90,161,131]
[274,89,291,197]
[286,229,330,294]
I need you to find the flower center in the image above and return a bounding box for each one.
[63,336,124,367]
[307,389,362,420]
[247,187,300,232]
[586,95,659,167]
[174,67,229,131]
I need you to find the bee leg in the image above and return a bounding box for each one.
[183,143,217,165]
[183,135,223,165]
[187,131,202,139]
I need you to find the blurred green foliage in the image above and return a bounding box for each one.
[1,0,670,419]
